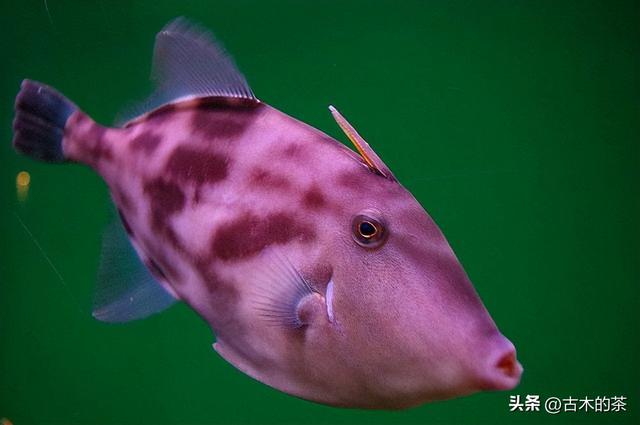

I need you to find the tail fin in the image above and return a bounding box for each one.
[12,80,77,162]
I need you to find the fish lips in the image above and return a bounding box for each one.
[475,333,523,391]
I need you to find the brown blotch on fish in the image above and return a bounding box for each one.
[147,103,178,122]
[281,143,304,158]
[195,96,260,109]
[122,103,180,128]
[144,178,185,248]
[212,212,315,261]
[130,132,162,154]
[302,185,327,210]
[167,146,228,186]
[195,258,232,295]
[190,101,261,140]
[193,258,242,328]
[250,168,291,190]
[144,178,185,213]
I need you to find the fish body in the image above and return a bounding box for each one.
[12,19,522,409]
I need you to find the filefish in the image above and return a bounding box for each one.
[11,18,522,409]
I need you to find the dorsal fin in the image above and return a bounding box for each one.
[117,17,257,125]
[329,105,396,181]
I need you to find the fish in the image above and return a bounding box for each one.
[11,18,522,409]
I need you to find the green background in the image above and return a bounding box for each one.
[1,1,638,424]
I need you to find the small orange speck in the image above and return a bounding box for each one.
[1,418,14,425]
[16,171,31,187]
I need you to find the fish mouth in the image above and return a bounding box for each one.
[477,335,523,391]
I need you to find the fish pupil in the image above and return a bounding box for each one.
[359,221,377,238]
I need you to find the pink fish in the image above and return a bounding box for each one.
[12,18,522,409]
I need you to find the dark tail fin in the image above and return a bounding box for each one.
[12,80,77,163]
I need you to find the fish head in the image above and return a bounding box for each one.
[316,176,522,408]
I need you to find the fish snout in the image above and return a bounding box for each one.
[476,334,523,391]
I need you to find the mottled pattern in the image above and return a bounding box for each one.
[211,212,315,261]
[190,101,262,140]
[144,178,185,248]
[195,261,240,312]
[302,185,327,209]
[250,168,292,190]
[280,142,304,158]
[166,146,228,186]
[130,132,162,154]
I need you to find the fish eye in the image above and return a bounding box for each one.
[352,213,387,248]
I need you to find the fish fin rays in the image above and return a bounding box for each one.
[93,217,177,323]
[116,17,257,125]
[248,248,317,328]
[329,105,396,181]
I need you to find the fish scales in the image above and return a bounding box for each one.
[11,18,522,409]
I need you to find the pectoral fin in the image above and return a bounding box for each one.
[248,248,320,328]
